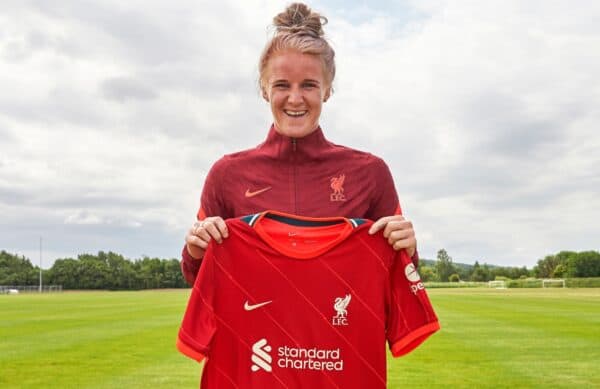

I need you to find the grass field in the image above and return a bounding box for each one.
[1,288,599,388]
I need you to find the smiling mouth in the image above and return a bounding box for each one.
[284,110,307,117]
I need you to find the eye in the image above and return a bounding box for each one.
[273,82,289,89]
[302,82,318,89]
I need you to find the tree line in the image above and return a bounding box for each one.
[2,248,599,289]
[418,249,600,282]
[0,250,187,289]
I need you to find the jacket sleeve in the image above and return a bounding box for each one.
[367,157,401,220]
[367,157,419,267]
[181,158,229,286]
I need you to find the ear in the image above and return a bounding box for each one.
[323,87,331,102]
[261,87,269,102]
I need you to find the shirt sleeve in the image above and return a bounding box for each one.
[386,250,440,357]
[177,245,218,363]
[181,159,229,286]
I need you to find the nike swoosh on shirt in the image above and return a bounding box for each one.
[244,300,272,311]
[245,186,272,198]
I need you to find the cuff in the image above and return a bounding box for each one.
[176,338,206,363]
[181,245,202,286]
[390,321,440,357]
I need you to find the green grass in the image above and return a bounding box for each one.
[0,290,199,388]
[1,289,599,388]
[389,288,600,388]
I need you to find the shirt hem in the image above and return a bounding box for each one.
[176,338,206,363]
[390,321,440,357]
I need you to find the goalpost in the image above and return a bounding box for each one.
[542,279,566,288]
[488,280,506,289]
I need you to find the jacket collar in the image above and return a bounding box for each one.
[259,124,331,161]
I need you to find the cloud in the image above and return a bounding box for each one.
[101,77,158,102]
[0,0,598,268]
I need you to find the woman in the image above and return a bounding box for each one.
[181,3,417,285]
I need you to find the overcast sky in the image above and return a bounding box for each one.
[1,0,598,269]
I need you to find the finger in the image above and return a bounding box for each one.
[191,225,212,244]
[213,218,229,239]
[203,221,224,244]
[392,236,416,251]
[383,220,412,238]
[191,221,206,236]
[368,216,393,234]
[186,234,210,250]
[387,229,413,245]
[369,215,406,235]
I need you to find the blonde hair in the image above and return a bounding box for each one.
[259,3,335,95]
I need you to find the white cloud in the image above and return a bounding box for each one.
[0,0,598,267]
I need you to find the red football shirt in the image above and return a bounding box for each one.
[177,211,439,388]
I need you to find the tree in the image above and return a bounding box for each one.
[567,251,600,277]
[533,253,568,278]
[470,261,490,282]
[418,266,436,282]
[0,251,39,285]
[449,273,460,282]
[435,249,457,282]
[46,258,81,289]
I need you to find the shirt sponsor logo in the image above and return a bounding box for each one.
[278,345,344,371]
[330,174,346,202]
[405,263,425,294]
[245,186,272,198]
[251,338,272,372]
[332,294,351,326]
[251,338,344,373]
[244,300,272,311]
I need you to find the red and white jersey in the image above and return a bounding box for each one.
[177,211,439,388]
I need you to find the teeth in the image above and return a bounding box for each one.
[285,110,307,117]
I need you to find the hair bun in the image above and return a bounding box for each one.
[273,2,327,37]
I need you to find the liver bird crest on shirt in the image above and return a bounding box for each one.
[333,294,351,318]
[330,174,346,202]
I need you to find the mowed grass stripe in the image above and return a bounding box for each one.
[7,323,194,388]
[386,289,600,388]
[436,289,599,339]
[442,289,600,384]
[388,292,541,388]
[87,351,200,389]
[1,291,199,388]
[0,291,189,360]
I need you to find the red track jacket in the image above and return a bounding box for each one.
[181,126,415,285]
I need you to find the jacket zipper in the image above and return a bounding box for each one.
[292,138,297,214]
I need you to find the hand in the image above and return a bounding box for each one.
[185,216,229,259]
[368,215,417,257]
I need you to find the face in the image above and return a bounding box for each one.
[262,50,331,138]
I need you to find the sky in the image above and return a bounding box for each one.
[1,0,598,269]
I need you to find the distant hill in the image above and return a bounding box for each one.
[420,259,476,271]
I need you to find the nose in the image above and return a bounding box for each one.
[288,86,303,104]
